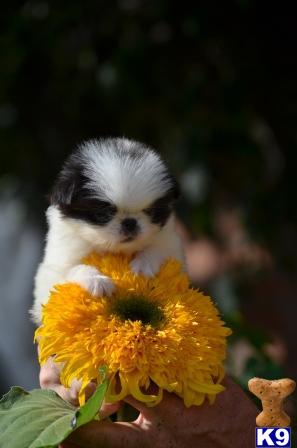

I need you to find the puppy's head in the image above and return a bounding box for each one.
[50,138,179,251]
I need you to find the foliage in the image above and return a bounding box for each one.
[0,378,108,448]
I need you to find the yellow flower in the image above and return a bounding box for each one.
[36,253,231,407]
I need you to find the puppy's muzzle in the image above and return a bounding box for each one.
[120,218,139,241]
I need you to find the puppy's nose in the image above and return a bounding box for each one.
[121,218,138,235]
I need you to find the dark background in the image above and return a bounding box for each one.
[1,0,296,426]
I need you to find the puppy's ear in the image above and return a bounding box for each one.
[50,174,76,206]
[166,174,180,201]
[49,160,86,207]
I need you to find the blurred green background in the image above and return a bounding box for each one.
[1,0,296,426]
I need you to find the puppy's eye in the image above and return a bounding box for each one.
[95,200,115,211]
[93,201,117,222]
[144,197,172,227]
[69,199,117,225]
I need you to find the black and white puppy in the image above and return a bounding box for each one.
[31,138,185,323]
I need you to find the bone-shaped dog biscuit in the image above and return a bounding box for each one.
[248,377,296,427]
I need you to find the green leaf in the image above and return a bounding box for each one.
[73,375,109,429]
[0,378,108,448]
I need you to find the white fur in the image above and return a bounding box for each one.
[32,208,184,323]
[31,139,185,324]
[66,265,115,297]
[83,139,172,209]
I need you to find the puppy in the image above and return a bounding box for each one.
[31,138,185,323]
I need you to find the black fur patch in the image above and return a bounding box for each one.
[50,154,117,226]
[144,191,177,227]
[62,197,117,225]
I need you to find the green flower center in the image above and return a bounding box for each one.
[111,296,164,327]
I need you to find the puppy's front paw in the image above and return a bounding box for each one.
[87,274,115,297]
[130,252,163,277]
[66,264,115,297]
